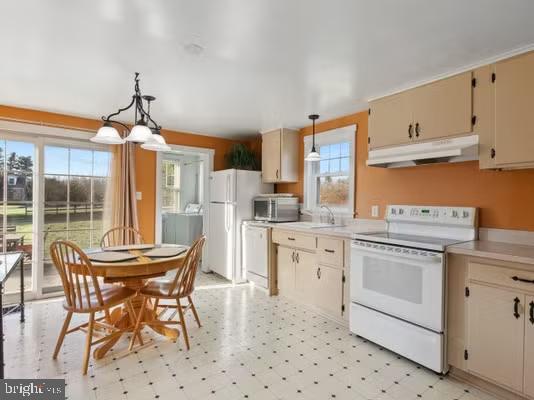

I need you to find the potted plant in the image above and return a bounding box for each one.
[225,143,259,170]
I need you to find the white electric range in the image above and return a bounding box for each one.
[350,205,477,373]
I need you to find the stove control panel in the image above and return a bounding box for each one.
[387,205,477,226]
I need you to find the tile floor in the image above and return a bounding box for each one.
[3,272,498,400]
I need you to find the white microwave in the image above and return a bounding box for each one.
[253,196,299,222]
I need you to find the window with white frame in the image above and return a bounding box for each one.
[304,125,355,214]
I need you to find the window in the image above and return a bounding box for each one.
[162,160,181,212]
[304,125,355,214]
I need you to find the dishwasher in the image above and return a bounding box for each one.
[242,223,270,289]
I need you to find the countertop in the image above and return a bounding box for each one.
[448,240,534,266]
[242,219,386,239]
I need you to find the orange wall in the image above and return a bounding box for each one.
[277,110,534,231]
[0,105,245,242]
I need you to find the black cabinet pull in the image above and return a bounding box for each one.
[291,251,295,263]
[296,252,299,263]
[408,124,413,139]
[324,249,335,253]
[511,276,534,284]
[513,297,520,319]
[276,169,279,179]
[317,267,321,279]
[415,122,420,138]
[287,237,295,241]
[530,301,534,325]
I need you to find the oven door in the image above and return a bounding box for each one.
[350,240,445,332]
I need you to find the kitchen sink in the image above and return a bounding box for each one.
[278,222,345,229]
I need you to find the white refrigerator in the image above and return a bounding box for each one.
[207,169,272,282]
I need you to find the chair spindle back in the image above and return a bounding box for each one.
[100,226,144,248]
[50,240,104,312]
[168,236,206,297]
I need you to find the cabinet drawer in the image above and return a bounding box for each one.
[317,236,344,267]
[469,262,534,293]
[272,229,316,251]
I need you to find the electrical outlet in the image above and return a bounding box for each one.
[136,192,142,201]
[371,205,379,218]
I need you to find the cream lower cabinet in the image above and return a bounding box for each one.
[525,295,534,398]
[312,264,343,318]
[274,230,346,322]
[467,283,525,392]
[277,246,296,296]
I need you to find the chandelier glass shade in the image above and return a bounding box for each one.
[90,73,169,151]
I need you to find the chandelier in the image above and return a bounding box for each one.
[90,72,170,151]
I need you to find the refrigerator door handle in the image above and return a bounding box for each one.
[226,174,230,203]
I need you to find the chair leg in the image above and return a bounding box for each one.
[188,296,201,328]
[53,311,73,360]
[129,297,147,351]
[82,312,95,375]
[176,298,190,350]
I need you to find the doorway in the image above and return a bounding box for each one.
[155,145,213,272]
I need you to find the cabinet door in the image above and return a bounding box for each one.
[277,246,295,295]
[261,129,281,182]
[368,91,413,149]
[525,295,534,398]
[467,283,525,392]
[494,51,534,166]
[313,264,343,318]
[412,72,472,141]
[294,250,316,303]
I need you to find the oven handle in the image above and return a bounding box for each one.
[351,244,443,264]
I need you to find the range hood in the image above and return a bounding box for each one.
[367,135,479,168]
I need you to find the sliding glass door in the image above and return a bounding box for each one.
[0,132,112,300]
[42,145,111,294]
[0,139,36,295]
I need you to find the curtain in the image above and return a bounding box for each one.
[103,142,139,235]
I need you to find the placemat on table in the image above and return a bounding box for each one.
[103,243,155,252]
[87,251,139,263]
[143,246,188,258]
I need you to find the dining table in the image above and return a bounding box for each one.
[85,244,189,359]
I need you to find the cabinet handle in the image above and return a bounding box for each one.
[296,252,299,263]
[415,122,420,138]
[276,169,279,179]
[287,237,295,241]
[513,297,521,319]
[317,267,321,279]
[324,249,335,253]
[511,275,534,284]
[530,301,534,325]
[408,124,413,139]
[291,251,295,263]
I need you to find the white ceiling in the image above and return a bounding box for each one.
[2,1,534,139]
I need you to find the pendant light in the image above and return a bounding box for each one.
[90,73,170,151]
[305,114,321,162]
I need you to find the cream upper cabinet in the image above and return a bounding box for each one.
[411,72,473,141]
[494,51,534,167]
[368,72,473,149]
[525,295,534,398]
[277,246,295,296]
[368,91,413,149]
[261,128,298,183]
[467,283,525,392]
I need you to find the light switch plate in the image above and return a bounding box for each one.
[136,192,142,200]
[371,205,379,217]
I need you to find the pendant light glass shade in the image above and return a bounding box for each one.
[305,148,321,162]
[140,131,171,151]
[305,114,321,162]
[125,119,152,142]
[90,123,125,144]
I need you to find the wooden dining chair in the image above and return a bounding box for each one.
[129,236,206,351]
[100,226,144,248]
[50,240,139,374]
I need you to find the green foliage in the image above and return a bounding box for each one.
[225,143,259,170]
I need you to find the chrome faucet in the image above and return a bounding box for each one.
[321,205,335,225]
